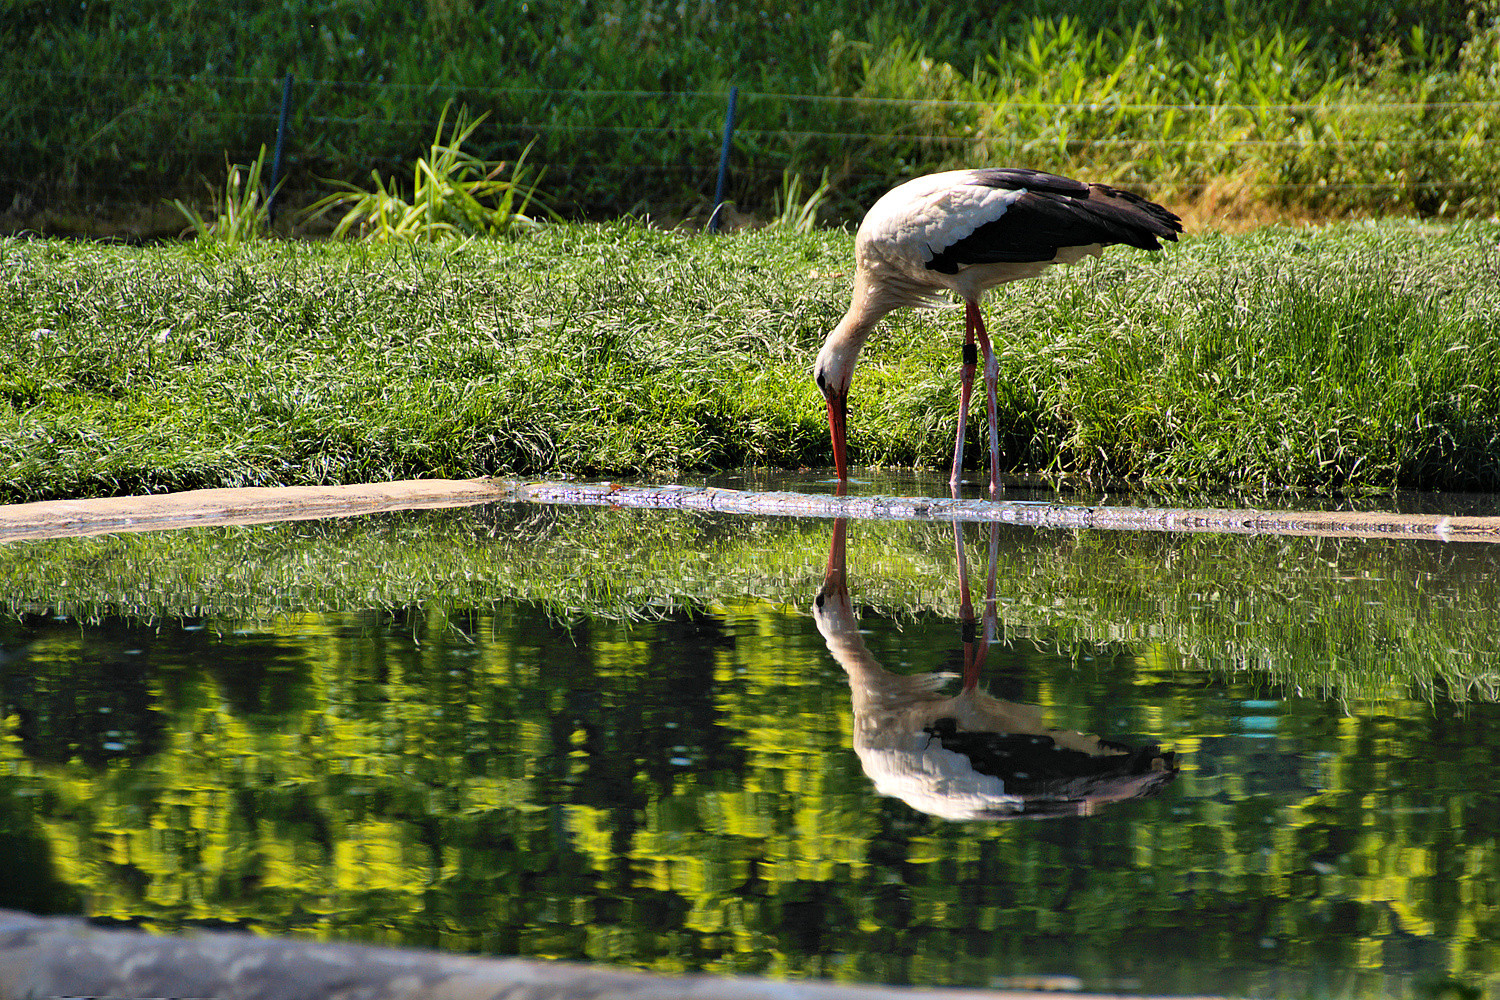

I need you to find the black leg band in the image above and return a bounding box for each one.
[962,343,978,366]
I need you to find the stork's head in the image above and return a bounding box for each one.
[814,265,899,483]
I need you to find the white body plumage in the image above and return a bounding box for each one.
[853,169,1104,306]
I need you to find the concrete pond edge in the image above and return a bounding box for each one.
[0,478,1498,543]
[0,909,1227,1000]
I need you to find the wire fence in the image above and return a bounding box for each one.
[5,68,1498,216]
[18,67,1500,113]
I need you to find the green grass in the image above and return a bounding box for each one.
[2,220,1499,501]
[305,100,553,241]
[4,0,1499,221]
[170,145,276,245]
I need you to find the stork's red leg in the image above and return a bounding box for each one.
[951,302,980,493]
[971,306,1002,498]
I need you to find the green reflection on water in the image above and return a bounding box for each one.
[0,504,1498,997]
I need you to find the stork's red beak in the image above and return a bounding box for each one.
[825,395,849,483]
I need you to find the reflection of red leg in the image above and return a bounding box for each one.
[957,521,1001,694]
[826,517,848,583]
[950,302,980,493]
[971,306,1001,498]
[983,521,1000,650]
[955,521,980,693]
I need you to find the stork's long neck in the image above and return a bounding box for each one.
[816,271,895,398]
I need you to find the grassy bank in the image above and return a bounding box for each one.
[4,0,1499,225]
[3,220,1499,500]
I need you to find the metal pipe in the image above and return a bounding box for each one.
[268,72,295,224]
[707,85,739,234]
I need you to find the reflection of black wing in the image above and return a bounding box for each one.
[923,716,1178,814]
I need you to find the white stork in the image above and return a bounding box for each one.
[813,168,1182,495]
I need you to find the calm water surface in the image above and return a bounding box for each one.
[1,485,1498,999]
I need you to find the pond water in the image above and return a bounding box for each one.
[1,480,1499,999]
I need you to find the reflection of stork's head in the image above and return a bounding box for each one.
[812,569,859,650]
[813,517,863,656]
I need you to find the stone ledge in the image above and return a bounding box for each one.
[0,910,1222,1000]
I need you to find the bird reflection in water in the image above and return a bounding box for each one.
[814,517,1177,820]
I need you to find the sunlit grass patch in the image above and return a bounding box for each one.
[170,145,277,245]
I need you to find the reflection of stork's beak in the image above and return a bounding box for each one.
[825,395,849,482]
[813,517,865,648]
[818,517,849,606]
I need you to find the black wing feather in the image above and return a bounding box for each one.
[967,167,1090,197]
[927,174,1182,275]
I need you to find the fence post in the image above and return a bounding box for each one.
[268,72,295,224]
[707,85,739,234]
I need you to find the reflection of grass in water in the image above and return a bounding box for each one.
[0,506,1495,703]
